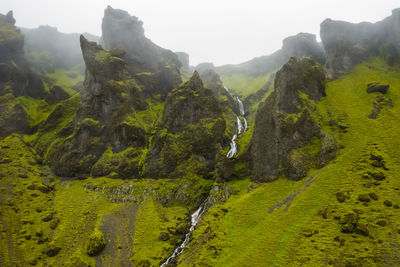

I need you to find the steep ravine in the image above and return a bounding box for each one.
[224,86,248,158]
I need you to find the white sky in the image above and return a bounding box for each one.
[1,0,399,66]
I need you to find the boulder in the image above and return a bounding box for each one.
[366,83,389,94]
[86,231,106,256]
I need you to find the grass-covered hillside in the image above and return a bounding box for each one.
[178,58,400,266]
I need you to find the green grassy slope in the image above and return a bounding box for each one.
[178,58,400,266]
[220,73,271,98]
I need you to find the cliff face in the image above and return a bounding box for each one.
[144,72,226,178]
[101,6,182,97]
[249,57,336,182]
[0,11,45,98]
[321,8,400,79]
[49,36,147,177]
[0,11,47,137]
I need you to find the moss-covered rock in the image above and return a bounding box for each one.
[249,57,335,181]
[86,230,106,256]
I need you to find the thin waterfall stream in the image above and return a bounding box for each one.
[160,203,207,266]
[160,86,247,266]
[225,86,247,158]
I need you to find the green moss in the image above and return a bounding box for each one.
[47,69,84,94]
[17,96,55,127]
[86,230,105,256]
[220,72,271,97]
[178,58,400,266]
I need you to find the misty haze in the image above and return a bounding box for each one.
[1,1,400,266]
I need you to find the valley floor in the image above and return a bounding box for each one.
[1,58,400,266]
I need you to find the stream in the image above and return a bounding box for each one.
[224,86,247,158]
[160,203,207,266]
[160,86,247,266]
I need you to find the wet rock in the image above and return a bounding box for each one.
[86,231,106,256]
[369,171,385,181]
[49,218,59,230]
[45,242,61,257]
[384,200,392,207]
[159,232,170,241]
[0,158,12,164]
[369,192,379,201]
[355,223,369,236]
[358,194,370,202]
[302,229,319,237]
[376,220,387,227]
[336,192,346,203]
[340,213,359,233]
[369,96,393,119]
[366,83,389,94]
[42,214,53,222]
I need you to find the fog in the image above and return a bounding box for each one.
[1,0,399,66]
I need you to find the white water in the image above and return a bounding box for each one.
[226,134,238,158]
[243,117,248,131]
[236,96,245,116]
[224,86,247,159]
[161,204,206,266]
[237,116,243,135]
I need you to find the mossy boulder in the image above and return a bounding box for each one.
[86,230,106,256]
[340,213,359,233]
[45,242,61,257]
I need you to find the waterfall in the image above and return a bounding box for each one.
[226,134,238,158]
[236,96,245,116]
[237,116,243,135]
[160,204,207,266]
[223,86,247,159]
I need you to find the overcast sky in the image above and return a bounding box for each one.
[1,0,399,66]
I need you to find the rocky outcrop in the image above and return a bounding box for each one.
[0,11,46,98]
[21,25,99,73]
[249,57,336,182]
[101,6,181,98]
[49,36,148,177]
[216,32,325,77]
[144,71,226,178]
[195,62,215,75]
[321,8,400,79]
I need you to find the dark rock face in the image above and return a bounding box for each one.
[0,11,46,98]
[0,94,31,138]
[101,6,181,98]
[45,85,70,104]
[216,32,325,77]
[50,36,147,177]
[144,71,226,178]
[195,62,215,75]
[366,83,389,94]
[321,9,400,79]
[249,57,336,182]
